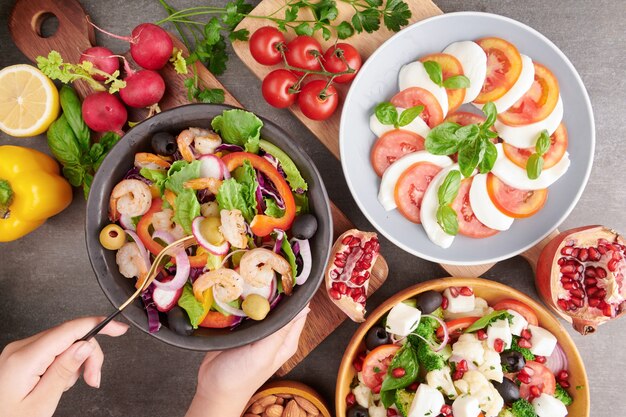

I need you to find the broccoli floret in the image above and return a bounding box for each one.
[497,408,515,417]
[554,384,573,406]
[408,314,450,372]
[394,389,415,417]
[509,336,536,361]
[511,398,537,417]
[430,307,444,320]
[415,341,446,371]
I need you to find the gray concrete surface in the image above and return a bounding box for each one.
[1,0,625,416]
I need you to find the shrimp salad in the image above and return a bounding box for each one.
[100,109,316,334]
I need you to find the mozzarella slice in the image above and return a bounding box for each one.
[495,95,564,148]
[491,144,570,190]
[378,151,453,211]
[399,61,449,117]
[474,54,535,113]
[420,164,459,248]
[443,41,487,103]
[369,107,431,138]
[469,173,514,231]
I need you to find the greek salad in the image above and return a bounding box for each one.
[346,287,574,417]
[370,37,570,248]
[99,109,317,334]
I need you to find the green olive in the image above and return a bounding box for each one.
[99,224,126,250]
[242,294,271,321]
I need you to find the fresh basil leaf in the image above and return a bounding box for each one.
[479,139,498,174]
[165,160,201,194]
[375,102,398,126]
[425,122,461,155]
[483,129,499,140]
[458,137,481,178]
[59,85,90,153]
[438,170,461,206]
[211,109,263,153]
[465,310,512,333]
[88,143,104,163]
[100,132,121,151]
[381,344,419,392]
[442,74,471,89]
[82,173,93,199]
[46,115,82,166]
[177,283,205,329]
[172,188,201,234]
[397,105,424,127]
[481,102,497,128]
[526,153,544,180]
[62,164,85,187]
[380,389,396,408]
[455,123,480,142]
[437,205,458,236]
[535,129,551,156]
[423,60,443,87]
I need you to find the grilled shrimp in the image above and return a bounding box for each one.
[219,209,248,249]
[152,209,186,240]
[176,127,222,162]
[184,177,223,195]
[134,152,171,170]
[109,179,152,220]
[116,242,148,280]
[193,268,243,302]
[239,248,294,295]
[201,201,220,217]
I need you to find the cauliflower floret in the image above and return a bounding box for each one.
[454,370,504,417]
[426,366,458,400]
[368,404,386,417]
[452,333,485,366]
[444,297,492,320]
[479,348,504,383]
[353,384,372,408]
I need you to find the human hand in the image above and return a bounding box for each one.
[0,317,129,417]
[186,306,310,417]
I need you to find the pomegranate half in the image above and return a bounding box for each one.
[536,225,626,335]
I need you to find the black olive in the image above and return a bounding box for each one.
[167,306,193,336]
[414,290,443,314]
[492,377,520,404]
[291,214,318,240]
[151,132,177,155]
[347,405,369,417]
[500,350,525,372]
[365,325,390,351]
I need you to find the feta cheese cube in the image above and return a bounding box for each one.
[507,309,528,336]
[443,288,475,313]
[532,393,568,417]
[487,319,512,351]
[452,333,485,366]
[528,325,558,357]
[386,302,422,337]
[452,395,481,417]
[407,384,445,417]
[426,366,458,400]
[369,404,387,417]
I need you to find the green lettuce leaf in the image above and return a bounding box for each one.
[165,160,201,194]
[140,168,167,194]
[211,109,262,153]
[173,188,201,234]
[281,237,297,279]
[264,198,285,218]
[259,140,308,192]
[177,284,204,329]
[294,193,309,215]
[216,179,256,223]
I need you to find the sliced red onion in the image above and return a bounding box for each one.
[262,153,287,179]
[273,229,285,254]
[268,276,279,303]
[212,287,247,317]
[292,238,312,285]
[544,342,569,374]
[192,216,230,255]
[413,313,449,352]
[242,272,275,299]
[141,285,161,333]
[125,229,150,270]
[229,316,244,328]
[270,293,283,310]
[220,249,248,268]
[152,230,190,291]
[119,214,136,231]
[389,333,408,345]
[215,143,243,153]
[199,154,228,179]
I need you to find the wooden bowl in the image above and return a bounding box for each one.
[243,380,332,417]
[335,277,590,417]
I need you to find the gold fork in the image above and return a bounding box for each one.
[80,235,197,341]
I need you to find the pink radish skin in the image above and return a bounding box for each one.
[153,284,183,312]
[119,70,165,108]
[191,216,230,255]
[199,154,226,179]
[79,47,120,81]
[82,92,127,133]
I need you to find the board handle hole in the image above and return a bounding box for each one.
[33,12,59,38]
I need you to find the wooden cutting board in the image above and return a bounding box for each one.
[8,0,388,375]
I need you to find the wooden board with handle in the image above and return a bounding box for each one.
[8,0,388,375]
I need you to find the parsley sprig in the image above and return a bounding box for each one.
[526,129,551,179]
[436,170,461,235]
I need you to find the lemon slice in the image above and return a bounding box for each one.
[0,64,60,137]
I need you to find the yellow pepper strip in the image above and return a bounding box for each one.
[0,146,72,242]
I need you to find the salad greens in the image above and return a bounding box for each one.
[464,310,512,333]
[165,160,202,194]
[259,140,308,192]
[173,188,201,234]
[264,198,285,218]
[211,109,263,153]
[217,178,257,223]
[381,344,419,392]
[177,284,206,329]
[280,237,298,279]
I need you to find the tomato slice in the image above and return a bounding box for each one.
[474,37,523,104]
[394,162,442,223]
[361,344,401,390]
[420,53,466,112]
[370,130,425,176]
[436,317,480,341]
[502,123,568,170]
[486,173,548,218]
[199,311,240,328]
[518,361,556,400]
[492,299,539,326]
[451,177,499,238]
[498,63,560,126]
[390,87,444,128]
[445,111,485,126]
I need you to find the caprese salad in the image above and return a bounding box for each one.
[98,109,316,335]
[369,37,570,248]
[346,288,574,417]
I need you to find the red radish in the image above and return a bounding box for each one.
[198,154,227,179]
[119,69,165,108]
[192,217,230,256]
[153,277,183,312]
[82,92,127,133]
[79,46,120,81]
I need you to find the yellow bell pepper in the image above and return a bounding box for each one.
[0,146,72,242]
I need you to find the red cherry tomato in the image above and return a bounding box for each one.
[486,173,548,219]
[451,177,499,238]
[518,361,556,400]
[361,344,401,390]
[249,26,286,66]
[284,36,322,75]
[297,80,338,121]
[262,69,299,109]
[323,43,362,83]
[394,162,442,224]
[492,299,539,326]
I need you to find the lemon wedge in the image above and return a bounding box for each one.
[0,64,60,137]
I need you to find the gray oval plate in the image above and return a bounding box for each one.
[340,12,594,265]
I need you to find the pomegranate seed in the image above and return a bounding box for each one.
[457,360,468,372]
[337,283,347,294]
[477,329,488,340]
[535,355,546,363]
[391,367,406,378]
[568,300,578,311]
[460,286,474,296]
[517,372,531,384]
[387,409,398,417]
[596,289,607,298]
[452,370,464,381]
[518,338,532,349]
[561,246,574,256]
[588,247,599,260]
[557,299,569,311]
[578,248,589,261]
[450,287,460,297]
[558,257,566,265]
[494,338,505,353]
[557,370,569,381]
[585,266,596,277]
[587,286,599,296]
[570,288,585,298]
[571,297,584,308]
[407,382,419,392]
[358,351,367,361]
[329,289,341,300]
[562,282,575,290]
[560,277,573,284]
[560,380,571,388]
[441,297,449,310]
[352,359,363,372]
[584,276,597,286]
[530,385,541,398]
[588,297,601,307]
[602,303,613,317]
[560,264,576,274]
[521,328,532,340]
[598,245,608,255]
[608,259,619,272]
[346,393,356,407]
[440,404,452,415]
[571,247,580,258]
[373,384,382,394]
[342,235,354,245]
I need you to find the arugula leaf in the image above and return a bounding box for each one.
[442,75,471,89]
[398,105,424,127]
[465,310,513,333]
[423,60,443,86]
[259,140,308,192]
[177,283,206,329]
[211,109,263,153]
[535,129,551,155]
[436,205,458,236]
[216,179,256,223]
[375,102,398,126]
[173,188,201,234]
[526,153,544,180]
[438,170,461,206]
[425,122,461,155]
[165,160,201,194]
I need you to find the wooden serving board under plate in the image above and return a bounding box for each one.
[8,0,388,376]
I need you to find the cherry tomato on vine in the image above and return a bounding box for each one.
[323,43,362,83]
[249,26,285,66]
[284,36,322,75]
[262,69,299,108]
[297,79,339,121]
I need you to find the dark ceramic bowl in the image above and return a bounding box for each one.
[86,104,332,351]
